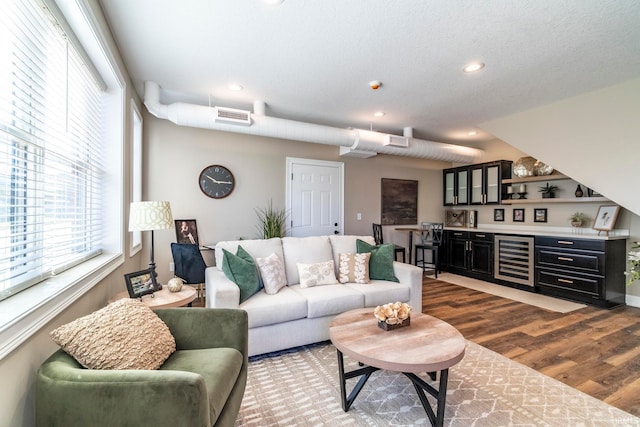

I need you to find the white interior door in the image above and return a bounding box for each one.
[286,158,343,237]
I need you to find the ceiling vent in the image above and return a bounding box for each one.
[215,106,252,126]
[384,134,409,148]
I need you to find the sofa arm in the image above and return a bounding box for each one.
[37,350,210,427]
[155,308,248,356]
[205,267,241,308]
[393,261,423,313]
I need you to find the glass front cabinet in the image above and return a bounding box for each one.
[443,167,469,206]
[443,160,512,206]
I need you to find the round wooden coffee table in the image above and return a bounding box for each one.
[329,307,466,427]
[110,286,197,309]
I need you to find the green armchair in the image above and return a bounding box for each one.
[36,308,248,427]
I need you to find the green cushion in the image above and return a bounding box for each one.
[356,239,399,282]
[222,246,260,303]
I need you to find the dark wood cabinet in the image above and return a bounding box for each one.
[534,236,626,308]
[443,167,469,206]
[443,160,512,206]
[444,231,494,280]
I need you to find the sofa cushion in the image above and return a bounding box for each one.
[297,260,338,288]
[345,280,411,308]
[282,236,334,285]
[240,286,308,328]
[221,246,260,303]
[50,299,176,370]
[215,238,283,270]
[255,252,287,294]
[338,252,371,284]
[161,347,243,426]
[329,235,375,272]
[356,239,400,282]
[290,284,364,319]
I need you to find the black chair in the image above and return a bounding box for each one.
[372,223,406,263]
[170,243,207,302]
[415,222,444,277]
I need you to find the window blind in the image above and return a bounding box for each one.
[0,0,105,300]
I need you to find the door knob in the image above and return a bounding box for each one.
[334,222,338,226]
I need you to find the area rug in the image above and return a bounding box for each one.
[235,341,640,426]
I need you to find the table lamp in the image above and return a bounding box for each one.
[128,201,174,286]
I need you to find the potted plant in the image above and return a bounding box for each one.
[538,182,559,198]
[570,212,585,227]
[255,199,288,239]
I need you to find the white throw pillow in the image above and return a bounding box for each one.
[338,252,371,284]
[256,252,287,295]
[297,260,338,288]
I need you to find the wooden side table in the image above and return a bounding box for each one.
[110,287,197,309]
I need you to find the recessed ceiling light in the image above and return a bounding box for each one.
[263,0,284,5]
[463,62,485,73]
[228,83,243,91]
[467,131,478,136]
[373,111,385,117]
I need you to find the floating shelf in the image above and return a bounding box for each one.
[502,174,568,184]
[502,196,609,205]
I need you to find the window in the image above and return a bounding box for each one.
[0,0,106,301]
[130,103,142,256]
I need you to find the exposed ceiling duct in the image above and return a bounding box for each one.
[143,81,484,163]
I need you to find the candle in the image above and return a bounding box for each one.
[519,184,526,193]
[507,186,514,194]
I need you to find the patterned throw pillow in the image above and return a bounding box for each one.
[296,260,338,288]
[50,299,176,370]
[256,252,287,295]
[338,252,371,284]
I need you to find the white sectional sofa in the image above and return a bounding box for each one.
[206,235,423,356]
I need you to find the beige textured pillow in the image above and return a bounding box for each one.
[256,252,287,295]
[297,260,338,288]
[50,298,176,370]
[338,252,371,284]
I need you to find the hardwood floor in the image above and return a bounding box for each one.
[422,278,640,417]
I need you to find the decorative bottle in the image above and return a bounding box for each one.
[575,185,584,198]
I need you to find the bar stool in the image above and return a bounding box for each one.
[415,222,443,277]
[372,223,406,262]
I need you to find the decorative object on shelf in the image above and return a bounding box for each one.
[626,242,640,285]
[570,212,586,227]
[445,210,466,227]
[124,268,157,298]
[129,201,174,289]
[533,160,554,176]
[534,208,547,223]
[513,208,525,222]
[506,186,514,199]
[175,219,199,245]
[468,210,478,228]
[593,205,621,236]
[513,156,536,177]
[538,183,559,198]
[167,277,184,293]
[517,183,527,199]
[199,164,235,199]
[256,199,288,238]
[494,208,505,222]
[374,302,411,331]
[575,185,584,198]
[587,187,603,197]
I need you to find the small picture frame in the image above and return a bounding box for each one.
[534,208,547,223]
[494,208,505,222]
[593,205,620,235]
[124,269,157,298]
[513,208,525,222]
[175,219,199,245]
[445,210,466,227]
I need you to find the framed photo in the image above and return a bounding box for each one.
[445,210,466,227]
[513,208,525,222]
[593,205,620,234]
[175,219,199,245]
[124,269,157,298]
[534,208,547,223]
[494,208,505,222]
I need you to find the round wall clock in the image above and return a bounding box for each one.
[198,164,235,199]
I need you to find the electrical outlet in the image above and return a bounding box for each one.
[356,212,362,221]
[169,262,174,272]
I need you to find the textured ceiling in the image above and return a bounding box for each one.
[99,0,640,144]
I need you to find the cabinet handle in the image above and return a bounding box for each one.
[476,234,486,238]
[469,241,473,251]
[454,232,463,236]
[557,240,574,245]
[558,278,574,284]
[454,195,458,205]
[557,256,574,262]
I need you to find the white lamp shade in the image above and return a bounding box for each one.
[129,201,174,232]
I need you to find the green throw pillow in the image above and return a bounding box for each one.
[221,245,260,303]
[356,239,399,282]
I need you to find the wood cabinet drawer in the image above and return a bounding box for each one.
[535,236,604,251]
[536,248,604,275]
[447,230,469,239]
[537,270,601,296]
[471,232,493,242]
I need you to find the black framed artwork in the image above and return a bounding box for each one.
[124,269,157,298]
[534,208,547,223]
[513,208,525,222]
[494,208,505,222]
